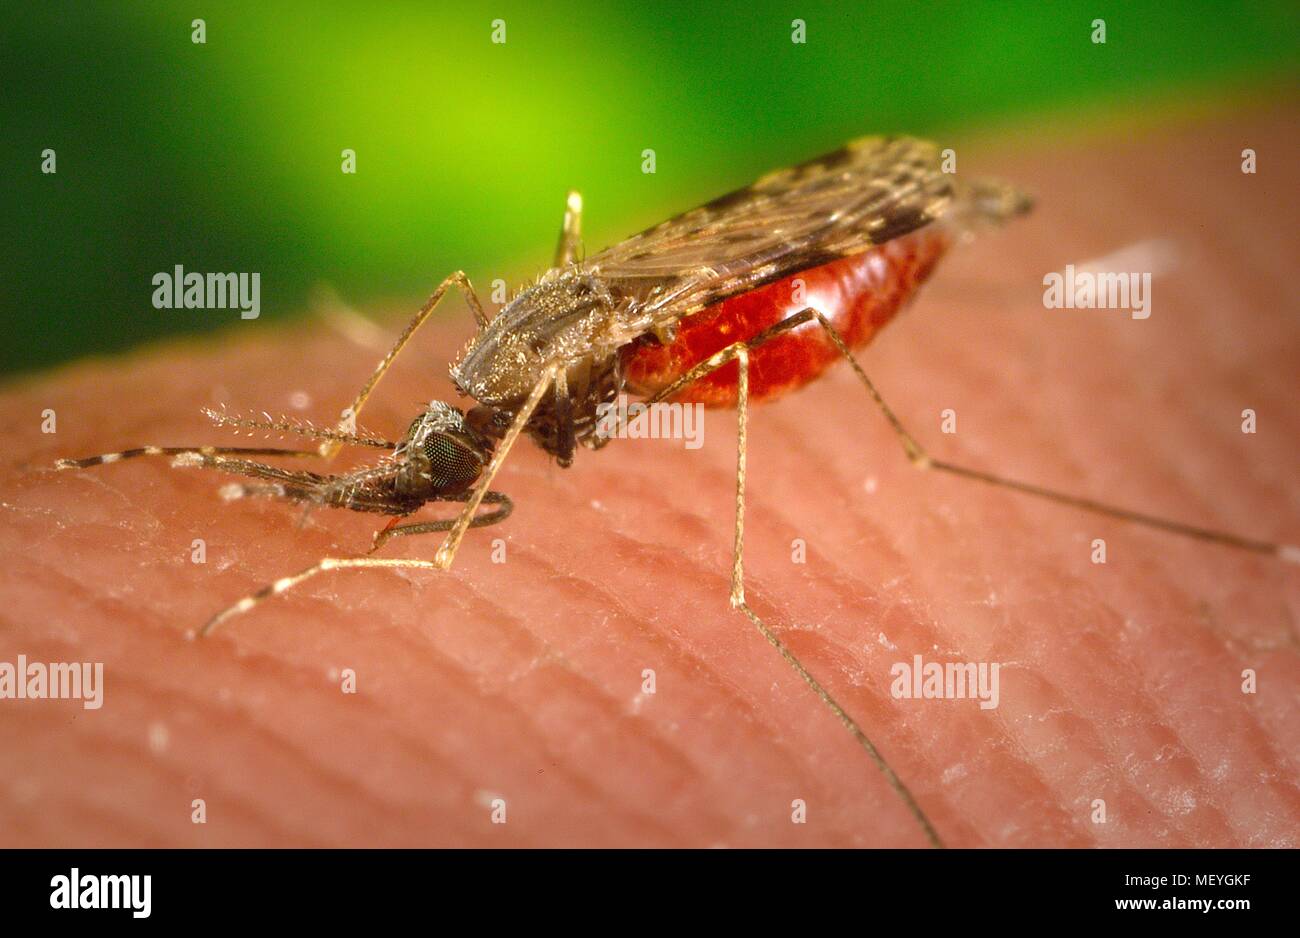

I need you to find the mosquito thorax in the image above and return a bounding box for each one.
[450,268,618,407]
[393,401,493,497]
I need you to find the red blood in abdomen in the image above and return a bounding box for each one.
[621,228,951,406]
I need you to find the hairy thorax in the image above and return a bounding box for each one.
[450,269,619,409]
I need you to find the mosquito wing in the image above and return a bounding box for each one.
[589,136,1026,338]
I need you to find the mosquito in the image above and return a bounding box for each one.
[55,136,1296,848]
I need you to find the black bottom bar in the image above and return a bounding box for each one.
[3,848,1287,926]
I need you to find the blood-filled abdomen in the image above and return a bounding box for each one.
[621,228,950,406]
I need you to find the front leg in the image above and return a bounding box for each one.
[551,366,577,467]
[322,270,489,461]
[369,492,514,552]
[434,361,561,570]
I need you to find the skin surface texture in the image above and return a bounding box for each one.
[0,111,1296,847]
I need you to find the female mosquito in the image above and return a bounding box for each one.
[56,136,1294,847]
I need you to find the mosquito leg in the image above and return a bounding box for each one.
[434,361,560,570]
[640,333,946,848]
[552,366,577,467]
[320,270,489,461]
[370,492,513,552]
[553,190,584,267]
[731,346,749,606]
[197,556,439,639]
[199,491,514,636]
[799,309,1298,560]
[54,445,320,471]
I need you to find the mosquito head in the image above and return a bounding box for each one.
[393,401,494,499]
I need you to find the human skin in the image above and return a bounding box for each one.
[0,110,1296,848]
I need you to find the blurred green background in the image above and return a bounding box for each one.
[2,1,1296,377]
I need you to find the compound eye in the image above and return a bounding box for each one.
[423,433,482,488]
